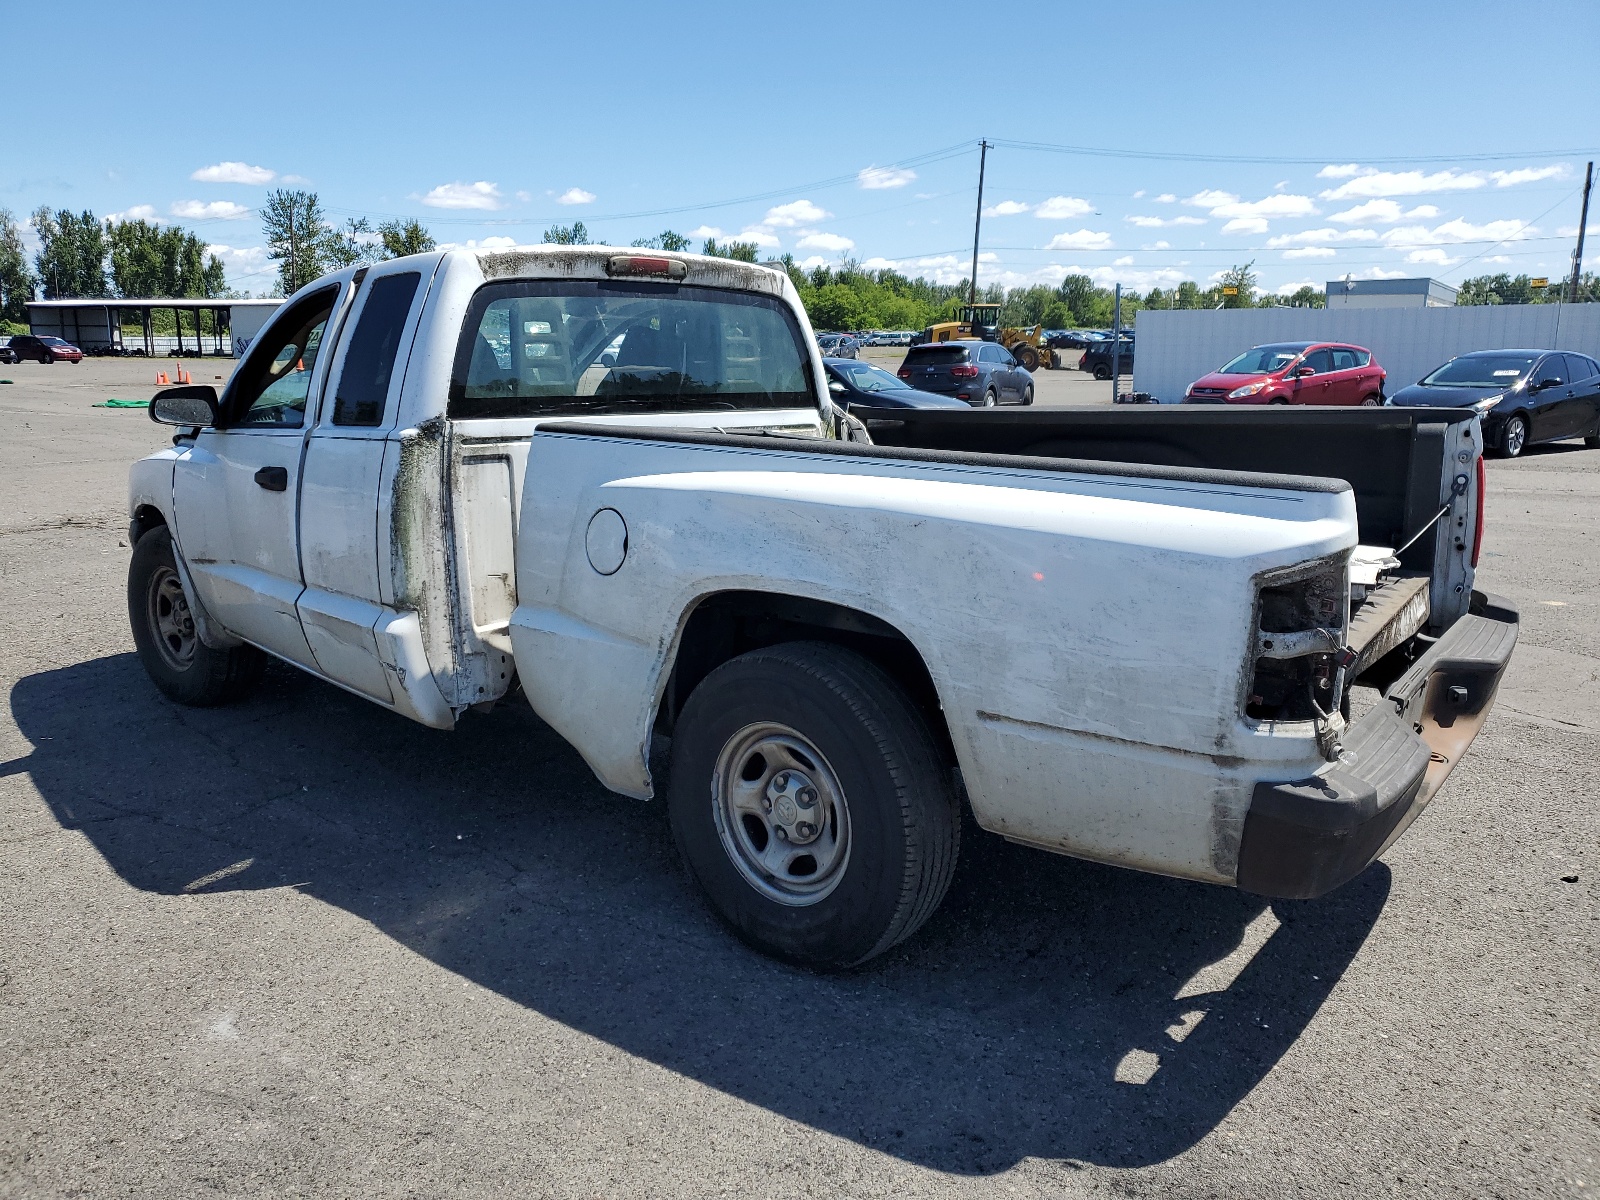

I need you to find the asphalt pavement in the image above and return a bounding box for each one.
[1,358,1595,1198]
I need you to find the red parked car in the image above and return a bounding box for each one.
[1185,341,1385,406]
[4,334,84,364]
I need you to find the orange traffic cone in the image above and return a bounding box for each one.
[156,371,168,385]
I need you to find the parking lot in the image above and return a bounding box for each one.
[1,357,1596,1197]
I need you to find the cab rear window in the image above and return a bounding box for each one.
[448,280,815,419]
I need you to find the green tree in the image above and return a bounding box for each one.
[1277,284,1325,308]
[0,208,34,322]
[107,219,227,298]
[631,229,691,251]
[701,237,759,262]
[807,283,868,331]
[1218,261,1258,308]
[31,208,108,298]
[324,217,379,270]
[379,218,437,259]
[260,189,333,294]
[542,221,590,245]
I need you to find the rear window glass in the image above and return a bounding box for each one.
[449,281,814,419]
[906,345,970,364]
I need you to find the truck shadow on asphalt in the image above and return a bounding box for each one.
[12,654,1389,1174]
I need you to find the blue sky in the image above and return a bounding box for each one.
[6,0,1598,297]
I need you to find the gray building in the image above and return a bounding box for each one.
[1325,277,1459,309]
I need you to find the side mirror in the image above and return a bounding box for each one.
[1535,376,1563,391]
[828,379,847,394]
[150,384,220,427]
[1293,366,1316,378]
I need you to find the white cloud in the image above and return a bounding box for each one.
[1183,189,1237,208]
[191,161,275,185]
[1221,217,1269,235]
[685,226,722,240]
[1034,195,1094,219]
[983,199,1032,217]
[210,244,273,283]
[1154,193,1177,203]
[763,199,829,227]
[556,187,595,205]
[419,181,503,210]
[515,190,532,203]
[795,230,855,253]
[1113,256,1134,266]
[1382,217,1534,247]
[1275,279,1321,294]
[797,255,829,270]
[1484,255,1512,264]
[1045,229,1113,250]
[1209,193,1318,219]
[1124,214,1206,228]
[436,236,523,252]
[1146,240,1171,250]
[1317,164,1367,179]
[1363,267,1407,279]
[1320,169,1487,201]
[1327,199,1440,224]
[170,200,250,220]
[858,166,916,190]
[727,227,781,249]
[106,205,163,224]
[1406,248,1459,265]
[859,251,999,286]
[1132,190,1146,199]
[1266,227,1377,247]
[1283,246,1337,259]
[1490,165,1568,188]
[1056,263,1193,290]
[280,174,310,185]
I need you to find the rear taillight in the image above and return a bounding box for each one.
[950,364,979,378]
[897,366,912,379]
[605,254,688,279]
[1078,353,1088,368]
[1471,454,1486,567]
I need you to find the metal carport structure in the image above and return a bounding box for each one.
[24,298,284,357]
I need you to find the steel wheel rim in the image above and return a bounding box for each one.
[711,722,852,906]
[147,565,197,671]
[1506,417,1526,456]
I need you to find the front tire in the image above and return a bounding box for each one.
[1499,414,1528,458]
[128,527,266,706]
[667,642,960,970]
[1014,345,1040,372]
[1022,384,1034,406]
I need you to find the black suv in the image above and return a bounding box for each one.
[1079,335,1133,380]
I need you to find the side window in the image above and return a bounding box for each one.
[1562,353,1595,382]
[1302,349,1334,374]
[333,272,421,426]
[979,344,1000,363]
[228,289,337,428]
[1532,357,1564,387]
[1330,348,1358,371]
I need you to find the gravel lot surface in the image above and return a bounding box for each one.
[1,359,1595,1198]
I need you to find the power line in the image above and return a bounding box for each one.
[991,138,1600,166]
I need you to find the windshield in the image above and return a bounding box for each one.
[1420,354,1537,387]
[450,281,814,419]
[832,361,910,392]
[1221,345,1304,374]
[41,337,70,346]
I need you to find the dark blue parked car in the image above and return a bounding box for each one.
[895,339,1034,406]
[1387,348,1600,458]
[823,358,970,410]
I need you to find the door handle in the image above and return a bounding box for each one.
[254,466,288,492]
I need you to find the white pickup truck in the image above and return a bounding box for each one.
[127,247,1518,969]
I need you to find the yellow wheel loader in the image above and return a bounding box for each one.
[917,303,1055,371]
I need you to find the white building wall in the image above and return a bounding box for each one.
[1133,305,1600,403]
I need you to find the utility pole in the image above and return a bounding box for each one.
[287,202,298,294]
[968,139,989,307]
[1569,161,1593,305]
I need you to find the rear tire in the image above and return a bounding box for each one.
[1360,394,1381,407]
[128,527,266,706]
[1093,363,1111,381]
[982,388,997,407]
[667,642,960,970]
[1022,384,1034,406]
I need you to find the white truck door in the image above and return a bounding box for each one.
[296,264,430,702]
[171,284,343,668]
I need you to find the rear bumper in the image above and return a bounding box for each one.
[1236,591,1518,899]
